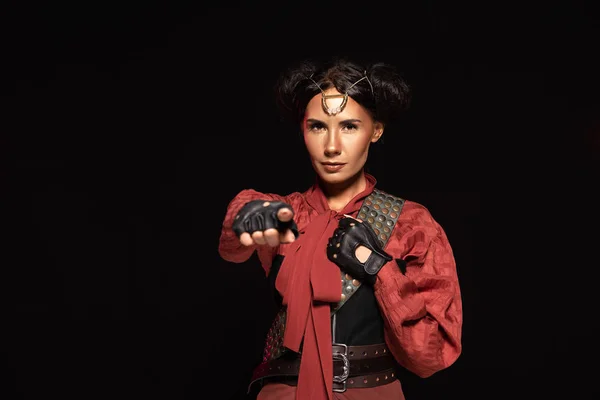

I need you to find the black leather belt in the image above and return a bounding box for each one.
[248,343,398,393]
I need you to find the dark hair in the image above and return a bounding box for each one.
[274,56,411,127]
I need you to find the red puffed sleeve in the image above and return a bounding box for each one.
[373,201,463,378]
[218,189,304,276]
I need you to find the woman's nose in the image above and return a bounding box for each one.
[324,132,341,156]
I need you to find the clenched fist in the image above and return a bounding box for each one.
[232,200,299,247]
[327,217,392,285]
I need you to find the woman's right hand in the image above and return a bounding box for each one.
[232,200,299,247]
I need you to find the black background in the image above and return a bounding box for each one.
[2,1,598,399]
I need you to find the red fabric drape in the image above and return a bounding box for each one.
[275,174,376,400]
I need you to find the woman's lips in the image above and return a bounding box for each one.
[321,163,346,172]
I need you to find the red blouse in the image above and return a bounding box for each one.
[218,174,463,398]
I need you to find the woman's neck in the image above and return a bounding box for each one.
[320,170,366,212]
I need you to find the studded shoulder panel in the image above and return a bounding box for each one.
[332,189,405,313]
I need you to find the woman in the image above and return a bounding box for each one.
[218,57,463,400]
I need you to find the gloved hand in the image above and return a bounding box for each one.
[327,217,392,285]
[232,200,299,247]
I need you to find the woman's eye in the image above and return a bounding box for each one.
[342,124,357,131]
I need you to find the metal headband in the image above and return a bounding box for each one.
[307,72,374,116]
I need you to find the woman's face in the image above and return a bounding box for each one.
[303,88,383,187]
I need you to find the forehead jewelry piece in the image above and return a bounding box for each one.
[307,72,374,116]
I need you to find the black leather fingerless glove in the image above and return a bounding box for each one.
[232,200,299,239]
[327,217,392,285]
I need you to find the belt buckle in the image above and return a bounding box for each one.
[332,343,349,393]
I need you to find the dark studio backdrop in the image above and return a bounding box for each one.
[1,1,598,400]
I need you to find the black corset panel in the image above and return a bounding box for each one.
[268,255,385,347]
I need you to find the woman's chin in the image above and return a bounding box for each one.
[316,171,348,186]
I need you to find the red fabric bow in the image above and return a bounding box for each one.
[275,174,376,400]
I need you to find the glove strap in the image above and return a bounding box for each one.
[331,188,405,315]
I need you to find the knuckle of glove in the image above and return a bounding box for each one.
[352,222,388,254]
[233,199,289,237]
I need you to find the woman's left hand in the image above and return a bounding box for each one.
[326,217,392,285]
